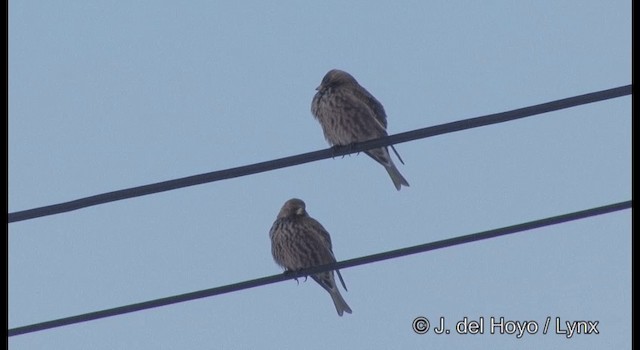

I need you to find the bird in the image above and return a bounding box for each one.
[311,69,409,190]
[269,198,352,316]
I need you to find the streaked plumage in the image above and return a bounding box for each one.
[269,198,352,316]
[311,69,409,190]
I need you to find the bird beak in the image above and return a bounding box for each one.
[315,85,321,91]
[296,208,305,215]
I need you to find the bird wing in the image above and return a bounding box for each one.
[307,218,333,251]
[355,85,388,129]
[306,217,348,291]
[351,87,406,164]
[340,91,389,139]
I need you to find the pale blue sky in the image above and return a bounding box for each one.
[9,1,631,349]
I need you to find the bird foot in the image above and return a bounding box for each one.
[331,144,358,159]
[284,269,308,285]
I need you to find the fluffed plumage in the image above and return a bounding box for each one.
[269,198,352,316]
[311,69,409,190]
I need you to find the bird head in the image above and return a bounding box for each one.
[278,198,308,218]
[316,69,358,91]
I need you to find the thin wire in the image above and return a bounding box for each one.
[8,200,631,337]
[8,84,632,223]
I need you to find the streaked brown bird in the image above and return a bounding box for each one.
[269,198,352,316]
[311,69,409,190]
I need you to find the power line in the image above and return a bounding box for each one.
[7,84,632,223]
[8,200,631,337]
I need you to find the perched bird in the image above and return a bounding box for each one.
[269,198,352,316]
[311,69,409,190]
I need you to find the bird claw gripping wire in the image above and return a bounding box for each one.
[331,144,358,159]
[284,269,308,285]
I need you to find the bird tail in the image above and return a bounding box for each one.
[312,273,353,316]
[366,147,409,190]
[328,289,352,316]
[384,162,410,191]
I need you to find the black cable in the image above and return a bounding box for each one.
[7,84,632,223]
[8,200,631,336]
